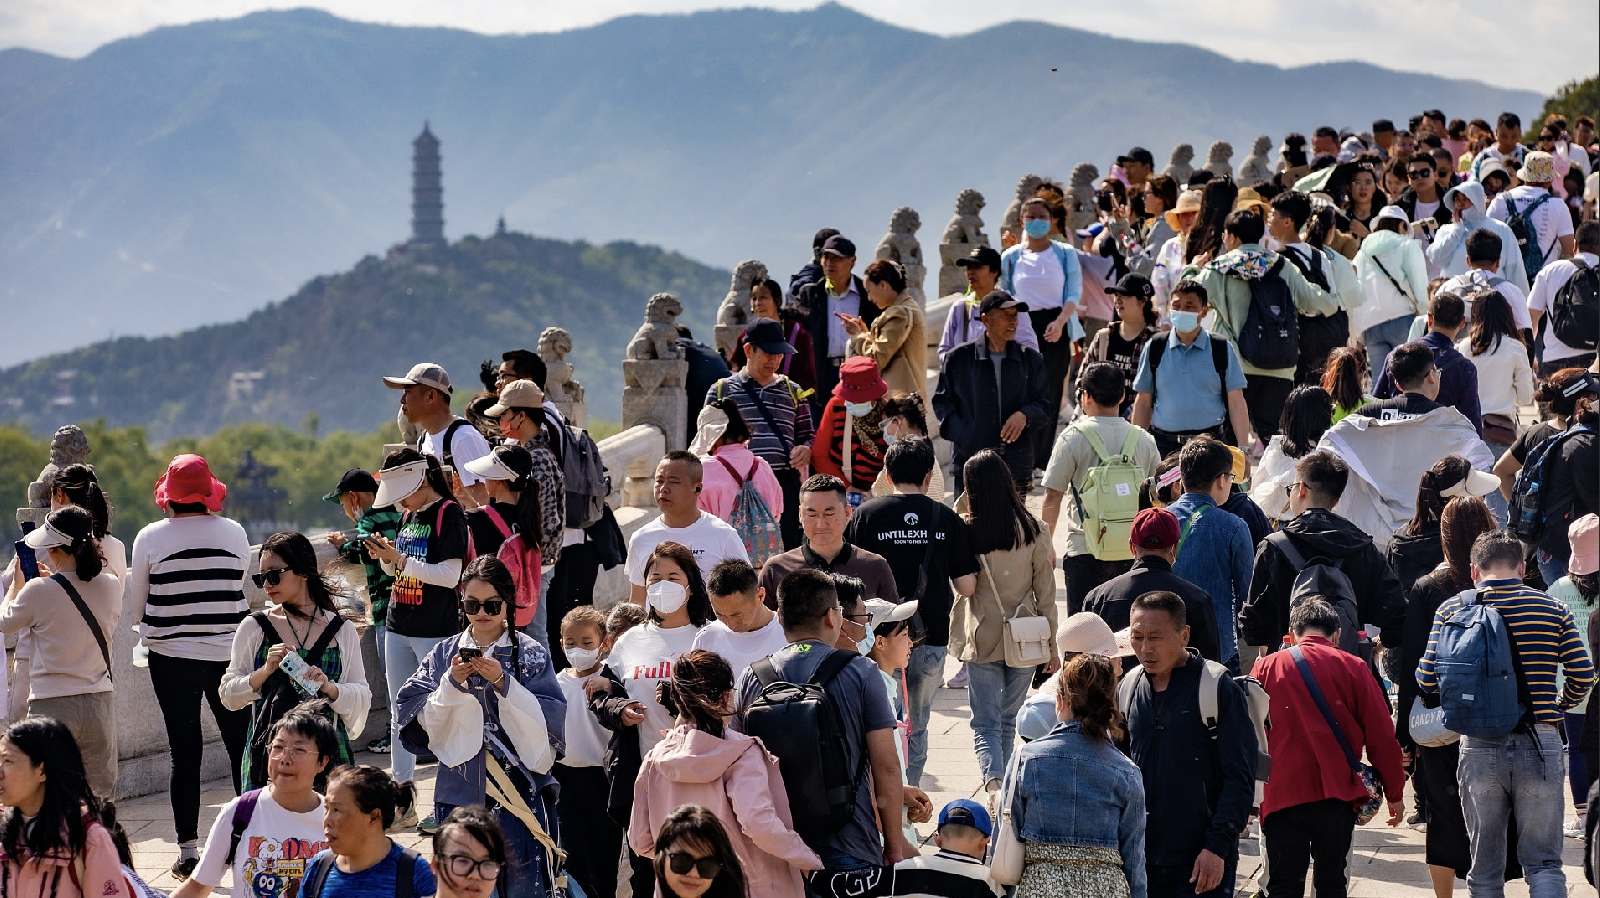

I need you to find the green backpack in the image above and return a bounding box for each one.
[1071,425,1144,561]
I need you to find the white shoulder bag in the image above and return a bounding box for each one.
[980,555,1053,668]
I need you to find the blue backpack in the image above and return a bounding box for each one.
[1504,194,1555,277]
[1431,589,1527,738]
[1509,425,1591,543]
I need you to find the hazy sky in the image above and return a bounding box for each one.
[1,0,1594,93]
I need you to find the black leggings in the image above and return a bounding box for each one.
[148,652,249,842]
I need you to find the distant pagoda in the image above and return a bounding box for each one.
[410,123,445,246]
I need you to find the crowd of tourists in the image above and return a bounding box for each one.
[0,106,1598,898]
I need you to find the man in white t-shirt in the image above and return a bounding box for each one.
[1437,230,1533,332]
[1488,151,1576,275]
[1526,220,1600,374]
[382,362,493,507]
[626,452,748,600]
[692,559,787,681]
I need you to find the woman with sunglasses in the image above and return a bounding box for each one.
[651,806,749,898]
[221,531,369,789]
[431,807,508,898]
[397,556,565,898]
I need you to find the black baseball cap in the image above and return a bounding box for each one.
[742,319,796,355]
[954,245,1002,270]
[1106,273,1155,299]
[1118,147,1155,167]
[821,234,857,258]
[978,290,1027,315]
[322,468,379,502]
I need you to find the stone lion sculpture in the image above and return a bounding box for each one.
[1001,173,1046,238]
[538,326,584,404]
[627,293,686,361]
[1066,162,1100,233]
[1204,140,1234,180]
[1238,135,1273,186]
[1163,144,1195,183]
[941,189,988,246]
[715,259,767,328]
[875,207,925,302]
[27,425,91,508]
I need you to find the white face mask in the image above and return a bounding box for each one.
[844,401,874,417]
[564,646,601,670]
[646,580,689,615]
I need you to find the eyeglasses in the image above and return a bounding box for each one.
[461,598,505,615]
[843,613,872,623]
[444,855,503,880]
[1283,481,1303,499]
[267,745,315,760]
[1407,169,1434,178]
[252,567,291,588]
[666,852,723,880]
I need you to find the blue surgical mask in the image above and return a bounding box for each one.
[1023,219,1051,239]
[844,401,874,417]
[1169,310,1201,333]
[883,429,899,445]
[856,632,876,656]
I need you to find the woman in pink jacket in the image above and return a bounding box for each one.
[0,717,130,898]
[628,650,819,898]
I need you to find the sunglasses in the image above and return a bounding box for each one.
[251,567,291,588]
[666,852,723,880]
[1408,169,1434,178]
[461,598,506,615]
[443,855,503,880]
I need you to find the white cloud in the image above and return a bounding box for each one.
[0,0,1593,93]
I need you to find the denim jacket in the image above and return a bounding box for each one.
[1009,721,1148,898]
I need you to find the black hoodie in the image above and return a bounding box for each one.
[1238,508,1406,650]
[1385,524,1444,598]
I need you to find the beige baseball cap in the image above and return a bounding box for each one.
[382,362,453,396]
[486,379,546,417]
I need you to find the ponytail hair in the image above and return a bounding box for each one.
[326,765,417,829]
[1305,204,1335,250]
[1056,653,1123,742]
[52,464,110,538]
[46,506,104,581]
[657,649,734,738]
[488,445,545,551]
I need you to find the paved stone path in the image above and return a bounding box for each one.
[122,500,1591,896]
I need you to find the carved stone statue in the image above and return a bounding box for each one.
[1204,141,1235,180]
[18,425,90,527]
[875,207,925,304]
[714,259,768,357]
[1238,135,1273,185]
[539,326,588,427]
[1001,173,1045,243]
[1066,163,1100,234]
[1163,144,1195,183]
[397,409,424,449]
[623,292,691,450]
[627,293,686,361]
[938,189,988,297]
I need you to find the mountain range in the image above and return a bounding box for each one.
[0,4,1544,426]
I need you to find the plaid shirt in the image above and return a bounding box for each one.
[339,505,402,624]
[524,438,567,564]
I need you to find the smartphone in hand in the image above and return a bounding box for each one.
[457,647,483,662]
[14,522,39,582]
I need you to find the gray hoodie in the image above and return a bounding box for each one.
[1426,180,1531,295]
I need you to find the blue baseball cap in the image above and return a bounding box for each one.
[937,798,992,837]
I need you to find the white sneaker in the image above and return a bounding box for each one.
[1564,816,1587,839]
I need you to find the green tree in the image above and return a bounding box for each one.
[1541,75,1598,129]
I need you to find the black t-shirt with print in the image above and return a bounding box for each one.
[845,493,980,646]
[387,499,469,638]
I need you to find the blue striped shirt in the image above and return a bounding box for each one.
[1418,578,1595,726]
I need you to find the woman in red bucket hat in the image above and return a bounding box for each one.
[810,357,889,502]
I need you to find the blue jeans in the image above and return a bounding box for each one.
[385,630,453,782]
[967,660,1033,783]
[1363,316,1415,384]
[903,643,946,787]
[1459,726,1568,897]
[1536,551,1567,589]
[1484,488,1510,528]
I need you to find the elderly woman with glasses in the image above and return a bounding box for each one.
[398,556,566,898]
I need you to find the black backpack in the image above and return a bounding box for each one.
[1505,194,1556,277]
[1267,532,1369,658]
[1551,259,1599,352]
[1232,257,1300,370]
[742,648,868,842]
[1282,247,1349,382]
[245,613,344,789]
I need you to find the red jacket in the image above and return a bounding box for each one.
[1249,635,1406,820]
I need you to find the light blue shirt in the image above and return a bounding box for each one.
[827,280,859,357]
[1131,329,1246,433]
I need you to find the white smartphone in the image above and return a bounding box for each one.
[277,651,322,697]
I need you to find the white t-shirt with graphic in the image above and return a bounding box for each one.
[690,615,788,683]
[192,790,327,898]
[625,512,748,585]
[604,622,703,754]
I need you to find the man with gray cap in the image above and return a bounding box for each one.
[933,290,1049,496]
[796,234,881,413]
[383,362,493,507]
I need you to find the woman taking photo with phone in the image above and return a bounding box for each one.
[220,531,370,789]
[0,506,122,800]
[398,556,566,898]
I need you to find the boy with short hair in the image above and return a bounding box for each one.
[322,467,401,751]
[554,605,624,898]
[889,799,1003,898]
